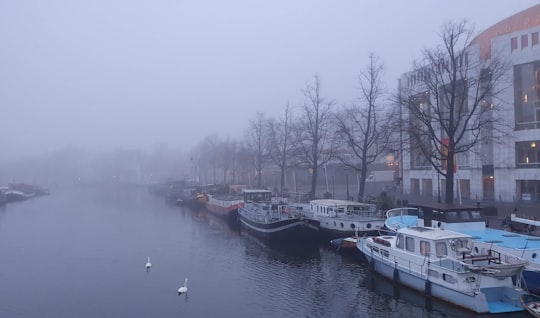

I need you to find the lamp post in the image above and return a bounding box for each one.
[437,173,441,203]
[332,175,335,199]
[346,172,350,201]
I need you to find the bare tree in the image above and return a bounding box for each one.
[294,75,339,199]
[335,53,393,201]
[403,20,509,203]
[245,112,269,188]
[218,137,237,184]
[267,103,295,196]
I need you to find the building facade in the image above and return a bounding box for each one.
[400,5,540,203]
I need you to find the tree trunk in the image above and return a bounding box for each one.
[279,164,285,196]
[445,153,455,204]
[310,168,318,199]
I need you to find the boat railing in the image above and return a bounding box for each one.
[385,207,419,219]
[366,241,467,278]
[240,201,305,222]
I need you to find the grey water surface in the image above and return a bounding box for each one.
[0,186,528,318]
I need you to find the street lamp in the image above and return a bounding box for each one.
[346,173,350,201]
[437,173,441,203]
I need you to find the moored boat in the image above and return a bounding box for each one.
[308,199,384,239]
[329,234,364,259]
[238,189,319,244]
[204,193,244,218]
[385,203,540,295]
[357,226,528,314]
[521,293,540,317]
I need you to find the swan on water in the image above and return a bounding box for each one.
[178,277,188,294]
[145,257,152,269]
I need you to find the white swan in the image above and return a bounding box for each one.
[145,257,152,269]
[178,277,188,294]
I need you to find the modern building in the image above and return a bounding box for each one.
[399,5,540,203]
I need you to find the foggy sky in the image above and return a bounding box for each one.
[1,1,538,160]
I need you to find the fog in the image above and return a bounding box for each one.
[1,1,537,184]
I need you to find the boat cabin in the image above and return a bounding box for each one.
[309,199,378,218]
[243,189,272,203]
[407,202,487,231]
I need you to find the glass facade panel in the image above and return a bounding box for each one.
[517,180,540,202]
[515,61,540,129]
[516,141,540,167]
[408,93,432,169]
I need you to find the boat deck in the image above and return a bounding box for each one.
[461,228,540,250]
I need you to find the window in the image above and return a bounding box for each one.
[406,236,415,252]
[396,234,404,249]
[428,269,439,278]
[408,93,432,169]
[514,62,540,130]
[435,242,447,256]
[471,211,482,219]
[447,211,458,221]
[517,180,540,202]
[511,37,518,51]
[420,240,430,256]
[522,34,529,49]
[516,141,540,167]
[533,32,539,46]
[443,274,456,284]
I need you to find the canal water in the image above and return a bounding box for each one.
[0,186,529,318]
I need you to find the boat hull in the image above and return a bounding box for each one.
[358,240,525,314]
[523,270,540,295]
[204,195,244,219]
[239,215,319,244]
[521,293,540,317]
[318,218,384,239]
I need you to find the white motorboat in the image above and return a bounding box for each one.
[357,225,528,313]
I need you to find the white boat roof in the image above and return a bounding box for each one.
[310,199,374,207]
[243,189,271,193]
[399,226,472,240]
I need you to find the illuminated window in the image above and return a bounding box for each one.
[516,141,540,167]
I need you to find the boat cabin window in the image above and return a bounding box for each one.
[244,191,271,202]
[420,240,430,256]
[435,242,448,257]
[470,210,482,219]
[406,237,415,252]
[446,211,458,222]
[460,211,470,220]
[396,234,404,249]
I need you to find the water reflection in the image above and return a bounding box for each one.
[0,186,532,318]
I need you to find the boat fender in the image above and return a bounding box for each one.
[424,280,431,297]
[393,268,399,282]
